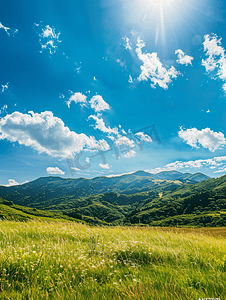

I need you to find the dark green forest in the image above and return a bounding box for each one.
[1,170,226,227]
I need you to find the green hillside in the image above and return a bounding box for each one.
[2,171,226,227]
[0,171,209,207]
[0,198,84,223]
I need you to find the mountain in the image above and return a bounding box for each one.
[125,173,226,226]
[0,171,209,207]
[2,170,223,227]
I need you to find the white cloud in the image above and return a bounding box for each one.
[202,34,226,92]
[1,82,9,93]
[0,111,103,158]
[36,24,61,54]
[116,59,125,67]
[178,127,226,152]
[146,155,226,174]
[46,167,65,175]
[135,132,152,143]
[59,93,65,99]
[96,139,110,151]
[70,166,80,171]
[99,163,110,169]
[175,49,193,66]
[88,114,118,135]
[3,179,28,187]
[66,92,87,108]
[213,167,226,174]
[0,22,10,35]
[136,37,180,89]
[0,104,7,115]
[202,34,224,72]
[114,135,135,148]
[6,179,19,186]
[90,95,110,112]
[123,149,136,158]
[123,37,132,50]
[128,75,133,83]
[106,171,135,178]
[66,93,111,113]
[0,22,18,36]
[86,157,90,163]
[74,62,81,74]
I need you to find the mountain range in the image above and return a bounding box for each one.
[1,170,226,227]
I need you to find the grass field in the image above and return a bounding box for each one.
[0,221,226,299]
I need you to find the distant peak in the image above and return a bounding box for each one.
[133,170,153,176]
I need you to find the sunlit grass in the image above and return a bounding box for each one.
[0,220,225,299]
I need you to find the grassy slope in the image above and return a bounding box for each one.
[0,198,85,223]
[0,220,225,299]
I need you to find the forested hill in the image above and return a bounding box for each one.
[0,171,209,206]
[4,170,226,227]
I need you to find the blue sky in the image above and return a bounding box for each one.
[1,0,226,185]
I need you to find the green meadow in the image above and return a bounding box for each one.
[0,220,226,299]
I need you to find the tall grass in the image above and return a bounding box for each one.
[0,220,225,299]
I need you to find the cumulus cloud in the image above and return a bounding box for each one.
[46,167,65,175]
[96,139,110,151]
[123,149,136,158]
[90,95,110,112]
[146,155,226,174]
[65,93,110,113]
[135,132,152,143]
[114,135,135,148]
[36,24,61,54]
[178,127,226,152]
[6,179,19,186]
[3,179,29,187]
[123,37,132,50]
[0,22,18,36]
[1,82,9,93]
[175,49,193,66]
[0,111,104,158]
[66,92,87,108]
[99,163,110,169]
[136,37,180,89]
[202,34,226,92]
[88,114,118,135]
